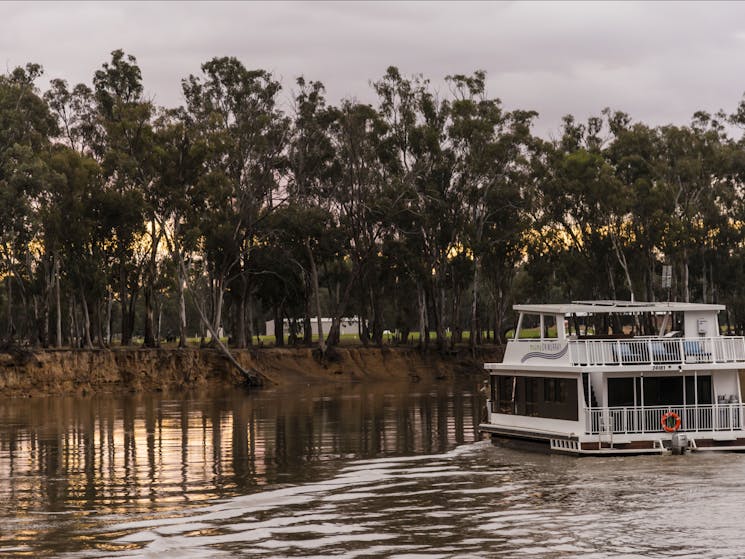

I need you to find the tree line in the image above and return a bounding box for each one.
[3,50,745,353]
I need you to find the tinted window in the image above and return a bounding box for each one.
[493,375,578,421]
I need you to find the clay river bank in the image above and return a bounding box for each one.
[0,345,503,396]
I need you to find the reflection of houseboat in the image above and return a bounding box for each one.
[480,301,745,455]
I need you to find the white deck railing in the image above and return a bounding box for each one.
[569,336,745,366]
[585,404,743,434]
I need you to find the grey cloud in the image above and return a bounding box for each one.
[2,1,745,137]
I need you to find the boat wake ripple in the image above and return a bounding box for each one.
[62,442,745,558]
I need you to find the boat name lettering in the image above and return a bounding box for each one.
[529,342,562,351]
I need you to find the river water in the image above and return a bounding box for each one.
[2,378,745,558]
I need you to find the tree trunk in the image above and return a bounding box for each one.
[39,256,53,348]
[80,290,93,349]
[143,219,159,348]
[611,227,635,301]
[360,313,370,347]
[324,264,357,348]
[246,292,254,347]
[303,313,312,345]
[607,257,617,300]
[55,258,62,347]
[69,297,77,348]
[5,275,13,337]
[427,282,440,351]
[438,285,447,349]
[105,290,113,346]
[177,258,187,348]
[38,292,50,348]
[31,294,41,347]
[127,291,138,345]
[369,278,384,347]
[234,291,247,348]
[210,276,225,346]
[155,296,162,346]
[178,258,259,384]
[18,282,30,342]
[372,299,383,347]
[119,263,131,345]
[702,258,708,304]
[327,318,341,347]
[417,280,427,351]
[93,296,104,348]
[305,239,325,354]
[470,255,480,354]
[143,287,156,347]
[493,283,509,345]
[273,305,284,347]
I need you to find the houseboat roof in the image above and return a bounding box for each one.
[513,300,725,315]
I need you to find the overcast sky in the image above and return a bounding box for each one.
[3,1,745,138]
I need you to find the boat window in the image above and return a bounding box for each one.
[606,375,712,407]
[496,376,516,413]
[543,378,568,402]
[608,377,635,407]
[526,377,540,412]
[517,313,540,339]
[542,314,557,339]
[568,314,590,337]
[636,375,712,406]
[685,375,712,405]
[493,375,578,421]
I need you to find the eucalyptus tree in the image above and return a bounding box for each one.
[324,101,382,346]
[687,113,734,306]
[656,121,730,302]
[89,50,154,345]
[324,96,411,347]
[447,70,537,347]
[44,79,96,156]
[182,57,288,347]
[373,67,454,350]
[45,146,109,347]
[43,78,98,345]
[255,203,340,347]
[527,115,626,301]
[0,63,58,343]
[588,111,645,302]
[717,101,745,329]
[151,108,206,347]
[373,67,428,347]
[285,78,338,349]
[602,114,667,301]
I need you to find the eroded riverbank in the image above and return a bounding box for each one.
[0,345,501,396]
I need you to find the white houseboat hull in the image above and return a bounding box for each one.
[479,422,745,455]
[480,301,745,456]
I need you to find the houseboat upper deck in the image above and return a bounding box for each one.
[480,300,745,455]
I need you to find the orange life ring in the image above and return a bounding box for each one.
[661,411,681,433]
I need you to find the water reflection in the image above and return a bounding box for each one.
[0,379,482,556]
[4,382,745,558]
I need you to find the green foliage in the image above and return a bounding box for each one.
[4,54,745,348]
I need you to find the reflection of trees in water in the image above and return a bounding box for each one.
[0,380,482,528]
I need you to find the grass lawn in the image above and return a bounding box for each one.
[135,330,506,349]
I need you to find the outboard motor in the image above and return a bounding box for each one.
[671,432,688,455]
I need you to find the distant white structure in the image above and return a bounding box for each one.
[264,317,360,337]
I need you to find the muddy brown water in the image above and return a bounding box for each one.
[1,378,745,558]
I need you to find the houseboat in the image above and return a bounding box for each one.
[480,300,745,455]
